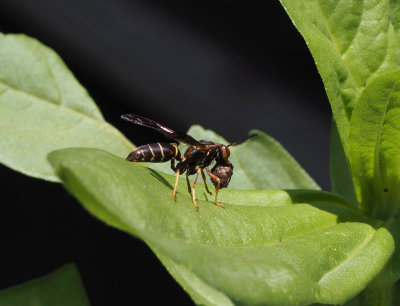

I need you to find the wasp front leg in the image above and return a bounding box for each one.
[206,167,225,208]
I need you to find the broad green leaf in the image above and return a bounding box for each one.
[151,126,320,190]
[48,148,394,305]
[279,0,400,148]
[348,71,400,219]
[329,120,357,205]
[0,264,89,306]
[0,34,102,119]
[0,33,132,181]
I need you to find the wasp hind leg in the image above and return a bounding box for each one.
[186,173,192,195]
[172,169,180,200]
[189,169,201,210]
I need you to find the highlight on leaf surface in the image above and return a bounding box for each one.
[48,148,394,305]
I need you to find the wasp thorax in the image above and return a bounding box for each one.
[211,164,233,188]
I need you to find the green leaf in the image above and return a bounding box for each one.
[0,33,132,181]
[151,126,320,190]
[48,148,394,305]
[279,0,400,147]
[347,71,400,219]
[329,120,357,205]
[0,264,90,306]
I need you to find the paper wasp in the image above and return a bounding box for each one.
[121,114,258,210]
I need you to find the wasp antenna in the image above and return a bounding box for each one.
[121,114,139,123]
[121,114,147,124]
[227,133,259,147]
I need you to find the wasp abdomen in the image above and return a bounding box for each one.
[126,143,180,163]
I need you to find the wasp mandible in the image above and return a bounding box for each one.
[121,114,258,210]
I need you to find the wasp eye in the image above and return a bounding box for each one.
[220,145,230,159]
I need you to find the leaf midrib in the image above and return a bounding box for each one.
[316,0,362,95]
[317,230,374,285]
[118,210,342,250]
[371,79,400,214]
[0,79,99,120]
[316,0,399,94]
[0,79,133,147]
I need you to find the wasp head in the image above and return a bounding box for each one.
[210,162,233,188]
[210,134,258,189]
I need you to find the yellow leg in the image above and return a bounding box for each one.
[191,169,201,210]
[206,167,225,208]
[172,169,180,200]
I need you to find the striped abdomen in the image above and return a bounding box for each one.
[126,143,180,163]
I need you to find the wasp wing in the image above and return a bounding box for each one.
[121,114,204,149]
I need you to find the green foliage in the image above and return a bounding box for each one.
[0,33,132,181]
[348,71,400,219]
[279,0,400,147]
[48,148,393,305]
[1,0,400,304]
[0,264,89,306]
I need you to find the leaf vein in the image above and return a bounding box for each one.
[317,230,374,285]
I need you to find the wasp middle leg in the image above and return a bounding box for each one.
[172,169,180,200]
[200,168,213,196]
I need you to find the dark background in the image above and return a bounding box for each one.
[0,0,331,305]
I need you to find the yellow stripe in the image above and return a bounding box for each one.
[147,144,155,161]
[158,143,165,158]
[172,143,179,157]
[147,144,155,157]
